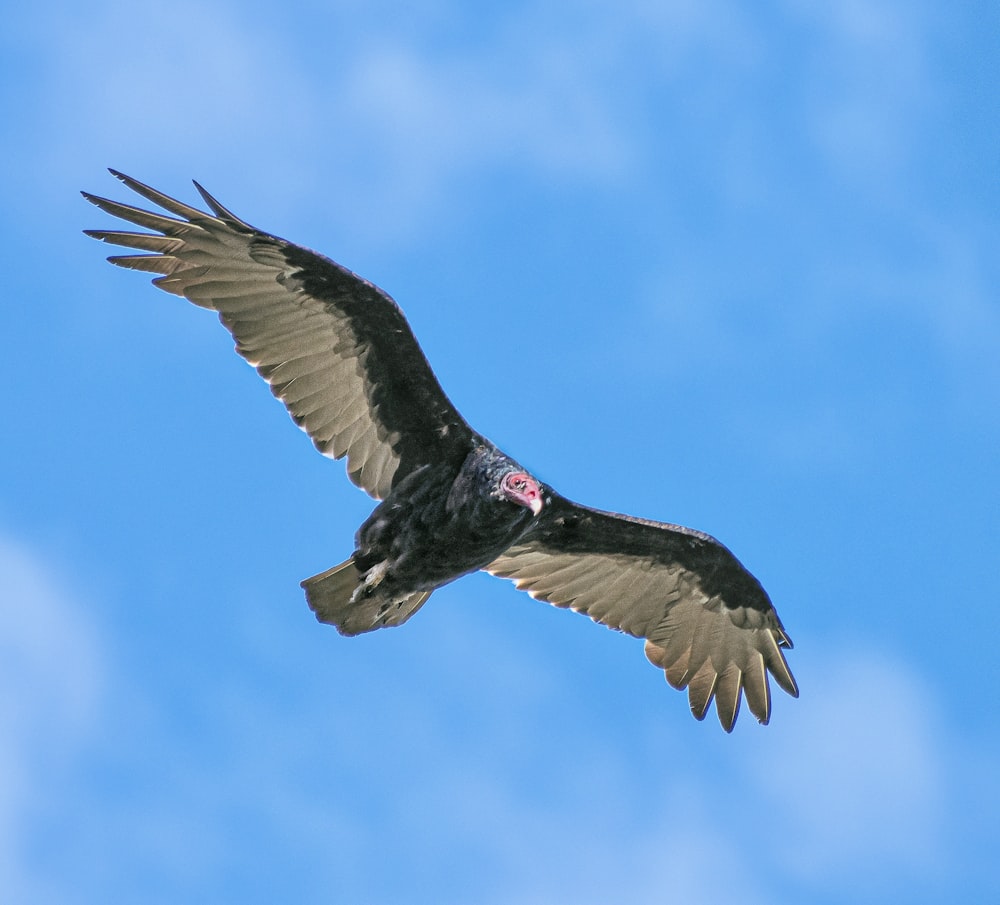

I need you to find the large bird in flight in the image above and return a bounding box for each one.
[83,171,798,731]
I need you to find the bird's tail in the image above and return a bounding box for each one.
[301,558,432,637]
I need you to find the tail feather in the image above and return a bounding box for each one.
[301,558,432,636]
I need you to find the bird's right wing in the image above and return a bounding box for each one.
[487,491,797,730]
[83,171,475,500]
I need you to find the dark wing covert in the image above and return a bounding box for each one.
[487,491,798,730]
[82,171,475,499]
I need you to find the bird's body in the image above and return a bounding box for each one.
[322,445,541,634]
[84,171,798,731]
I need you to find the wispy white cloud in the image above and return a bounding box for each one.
[467,641,952,904]
[0,535,981,904]
[336,39,634,214]
[746,644,947,884]
[20,0,635,227]
[0,536,104,902]
[18,0,755,232]
[16,0,950,224]
[786,0,935,186]
[26,2,315,170]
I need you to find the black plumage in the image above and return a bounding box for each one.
[83,171,798,731]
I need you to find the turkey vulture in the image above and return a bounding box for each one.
[83,171,798,731]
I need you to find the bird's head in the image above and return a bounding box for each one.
[499,470,544,516]
[453,446,544,518]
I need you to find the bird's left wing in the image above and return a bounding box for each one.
[486,491,798,730]
[83,171,475,500]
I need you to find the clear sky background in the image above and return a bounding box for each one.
[2,1,998,902]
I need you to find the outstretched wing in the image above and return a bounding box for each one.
[487,491,798,731]
[83,171,475,499]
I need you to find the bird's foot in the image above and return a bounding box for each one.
[350,560,390,603]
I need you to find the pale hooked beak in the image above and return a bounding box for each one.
[529,496,543,516]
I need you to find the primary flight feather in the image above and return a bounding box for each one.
[83,171,798,731]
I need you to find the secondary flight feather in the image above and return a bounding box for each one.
[83,170,798,731]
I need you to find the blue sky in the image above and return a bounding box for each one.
[2,0,998,902]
